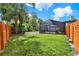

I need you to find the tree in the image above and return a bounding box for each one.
[0,3,39,34]
[0,4,11,24]
[30,13,39,31]
[38,18,43,33]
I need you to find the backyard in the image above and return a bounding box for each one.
[0,32,72,56]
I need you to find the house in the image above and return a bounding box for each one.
[39,16,77,34]
[39,20,65,34]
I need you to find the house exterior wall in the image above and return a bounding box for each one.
[39,20,65,33]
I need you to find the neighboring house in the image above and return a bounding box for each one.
[39,20,65,34]
[39,16,77,34]
[50,20,65,33]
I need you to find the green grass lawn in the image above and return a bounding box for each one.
[0,33,72,56]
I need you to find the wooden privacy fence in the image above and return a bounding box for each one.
[0,22,12,50]
[65,20,79,52]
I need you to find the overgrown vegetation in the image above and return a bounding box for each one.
[0,3,39,33]
[0,34,72,56]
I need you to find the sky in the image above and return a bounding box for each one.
[26,3,79,22]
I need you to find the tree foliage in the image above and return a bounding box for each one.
[0,3,39,34]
